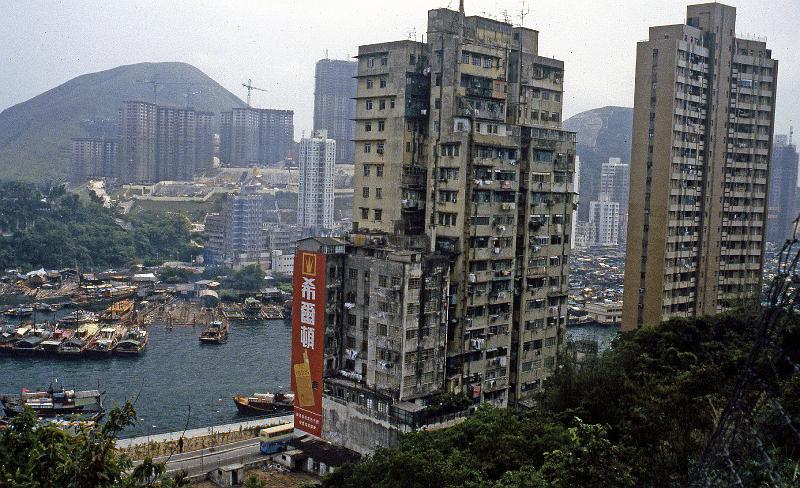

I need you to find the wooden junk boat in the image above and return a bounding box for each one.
[233,392,295,416]
[199,318,229,344]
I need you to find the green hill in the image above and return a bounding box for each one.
[563,106,633,220]
[0,62,246,182]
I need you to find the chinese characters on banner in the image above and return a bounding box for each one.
[291,252,326,437]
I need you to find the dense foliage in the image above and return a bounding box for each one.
[0,402,186,487]
[0,182,196,270]
[324,309,800,487]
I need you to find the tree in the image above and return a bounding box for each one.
[0,402,187,487]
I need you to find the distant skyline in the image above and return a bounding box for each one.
[1,0,798,140]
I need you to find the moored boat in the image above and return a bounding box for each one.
[199,318,229,344]
[233,392,295,416]
[58,310,97,326]
[58,323,100,355]
[4,307,33,318]
[13,324,53,355]
[114,327,148,355]
[1,387,103,421]
[85,325,126,357]
[100,300,134,322]
[36,327,74,354]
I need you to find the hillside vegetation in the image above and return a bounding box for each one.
[0,62,245,182]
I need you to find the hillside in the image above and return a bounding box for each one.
[0,62,245,182]
[563,106,633,219]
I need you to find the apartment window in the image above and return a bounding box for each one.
[368,58,374,68]
[363,165,371,176]
[376,165,384,177]
[439,167,459,180]
[379,99,386,110]
[378,120,385,131]
[406,142,411,153]
[441,144,460,157]
[380,77,387,88]
[360,207,368,219]
[542,91,550,100]
[409,54,416,65]
[390,98,396,109]
[435,73,442,86]
[376,188,382,200]
[364,143,372,153]
[374,209,382,221]
[362,187,370,198]
[484,57,493,68]
[366,79,374,89]
[472,55,481,66]
[380,56,388,66]
[438,212,457,226]
[554,93,562,102]
[378,323,388,336]
[377,142,385,154]
[461,52,469,64]
[434,98,441,109]
[365,122,372,132]
[366,100,373,110]
[438,190,457,203]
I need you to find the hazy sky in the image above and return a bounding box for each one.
[1,0,798,139]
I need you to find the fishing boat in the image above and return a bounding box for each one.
[85,325,127,357]
[99,300,134,322]
[58,323,100,355]
[33,302,57,313]
[58,310,98,326]
[199,318,229,344]
[4,307,33,318]
[13,324,53,355]
[241,297,267,320]
[233,392,295,416]
[1,387,103,421]
[36,327,74,354]
[0,325,22,354]
[114,327,148,355]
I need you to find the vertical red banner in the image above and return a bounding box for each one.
[291,251,326,437]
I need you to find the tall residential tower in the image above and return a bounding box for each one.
[298,6,575,453]
[623,3,778,331]
[298,130,336,231]
[313,59,357,164]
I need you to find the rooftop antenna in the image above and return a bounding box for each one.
[325,49,329,59]
[519,0,530,27]
[408,27,417,41]
[459,0,465,14]
[501,9,511,24]
[790,126,794,146]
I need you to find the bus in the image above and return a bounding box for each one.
[258,422,295,454]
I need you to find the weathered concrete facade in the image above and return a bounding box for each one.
[623,3,778,330]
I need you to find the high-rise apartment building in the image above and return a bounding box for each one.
[588,199,620,247]
[767,134,798,243]
[587,157,629,247]
[195,111,215,171]
[118,101,158,183]
[80,102,215,184]
[298,130,336,231]
[220,108,294,166]
[599,157,630,211]
[301,6,575,453]
[314,59,357,164]
[623,3,777,331]
[156,106,197,181]
[69,138,119,182]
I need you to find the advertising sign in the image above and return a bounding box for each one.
[291,251,326,437]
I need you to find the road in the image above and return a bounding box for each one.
[147,437,265,479]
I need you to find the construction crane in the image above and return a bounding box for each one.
[135,80,209,105]
[241,78,268,107]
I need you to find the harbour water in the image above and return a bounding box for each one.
[0,319,291,438]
